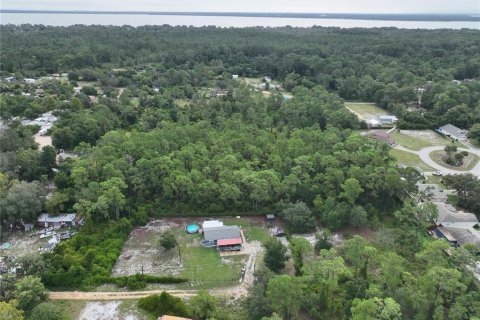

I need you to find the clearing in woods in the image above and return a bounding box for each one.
[344,102,390,120]
[111,217,270,290]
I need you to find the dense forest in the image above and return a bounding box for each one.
[1,25,479,129]
[0,25,479,320]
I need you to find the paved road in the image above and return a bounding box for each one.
[394,145,480,177]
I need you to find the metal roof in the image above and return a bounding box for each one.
[439,124,465,138]
[203,226,241,242]
[38,213,76,223]
[438,226,480,248]
[202,220,223,230]
[217,238,243,246]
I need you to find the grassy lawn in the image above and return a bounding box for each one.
[222,217,271,243]
[429,150,479,171]
[390,130,464,151]
[447,194,459,206]
[390,149,434,171]
[344,102,389,119]
[50,300,87,320]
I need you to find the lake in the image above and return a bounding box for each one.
[1,13,480,29]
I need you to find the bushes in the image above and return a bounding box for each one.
[41,219,132,289]
[138,291,190,318]
[97,274,188,290]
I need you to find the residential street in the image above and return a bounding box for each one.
[394,145,480,177]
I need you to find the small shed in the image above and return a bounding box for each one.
[266,214,275,222]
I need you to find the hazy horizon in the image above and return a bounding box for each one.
[1,0,479,15]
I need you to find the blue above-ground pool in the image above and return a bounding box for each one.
[186,224,200,234]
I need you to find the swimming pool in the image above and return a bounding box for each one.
[186,224,200,234]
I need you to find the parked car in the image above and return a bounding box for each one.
[40,231,55,238]
[433,171,443,176]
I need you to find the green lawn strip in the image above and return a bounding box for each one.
[389,149,434,172]
[49,300,87,320]
[447,194,459,206]
[222,217,271,243]
[344,102,389,118]
[429,150,480,171]
[424,175,447,189]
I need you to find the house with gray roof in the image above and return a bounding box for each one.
[434,202,479,229]
[37,213,82,228]
[417,184,448,202]
[436,124,468,141]
[435,226,480,249]
[202,225,242,249]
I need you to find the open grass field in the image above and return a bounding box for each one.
[430,150,480,171]
[390,130,464,151]
[389,149,434,171]
[344,102,390,120]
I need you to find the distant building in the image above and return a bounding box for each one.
[262,76,272,82]
[436,124,468,141]
[378,115,399,125]
[367,130,395,146]
[232,74,239,79]
[24,78,36,84]
[37,213,82,228]
[417,184,447,202]
[158,316,192,320]
[35,89,45,97]
[366,119,382,128]
[266,214,275,222]
[4,76,16,82]
[208,88,229,98]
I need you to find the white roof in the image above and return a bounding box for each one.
[202,220,224,229]
[378,115,398,121]
[38,213,76,223]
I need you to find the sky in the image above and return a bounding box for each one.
[1,0,479,14]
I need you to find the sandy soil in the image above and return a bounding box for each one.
[112,220,184,277]
[34,133,52,149]
[78,301,122,320]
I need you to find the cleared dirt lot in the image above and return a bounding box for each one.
[78,300,146,320]
[391,130,462,151]
[345,102,390,120]
[1,231,50,266]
